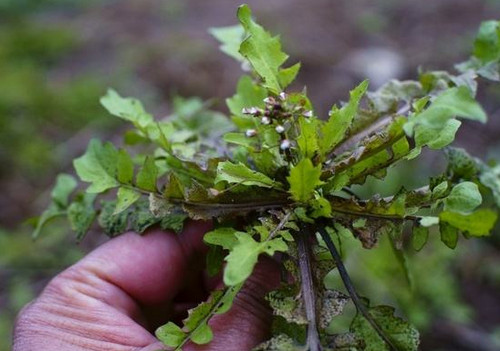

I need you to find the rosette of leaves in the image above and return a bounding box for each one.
[33,5,500,351]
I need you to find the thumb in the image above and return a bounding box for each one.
[184,257,281,351]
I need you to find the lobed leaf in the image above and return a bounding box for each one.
[73,139,120,193]
[287,158,323,203]
[237,4,299,93]
[224,232,288,286]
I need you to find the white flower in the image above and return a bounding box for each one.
[245,129,257,137]
[261,116,271,125]
[280,139,291,150]
[275,125,285,133]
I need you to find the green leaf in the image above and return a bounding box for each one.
[32,205,65,239]
[100,89,153,130]
[73,139,119,193]
[32,174,78,239]
[215,161,280,188]
[117,149,134,184]
[209,25,246,62]
[155,322,185,348]
[224,232,287,286]
[237,4,299,93]
[223,132,255,148]
[432,181,449,199]
[156,285,242,349]
[114,187,141,215]
[415,118,461,150]
[445,147,479,180]
[412,225,429,251]
[310,196,332,218]
[473,20,500,64]
[68,193,97,240]
[204,227,240,250]
[319,80,369,156]
[351,305,420,351]
[296,116,319,159]
[287,158,323,203]
[159,213,188,234]
[136,156,158,192]
[226,75,267,126]
[98,200,129,236]
[190,323,213,344]
[440,221,459,249]
[480,164,500,207]
[51,174,77,207]
[405,87,487,145]
[440,209,497,237]
[444,182,482,214]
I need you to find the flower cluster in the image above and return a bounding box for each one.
[242,93,314,151]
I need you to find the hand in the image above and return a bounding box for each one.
[13,221,280,351]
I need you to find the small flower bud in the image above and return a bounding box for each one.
[275,125,285,133]
[245,129,258,137]
[261,116,271,125]
[242,107,259,115]
[279,92,287,100]
[209,188,220,196]
[263,97,274,104]
[303,110,313,118]
[280,139,291,150]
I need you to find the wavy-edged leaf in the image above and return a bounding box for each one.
[320,80,369,156]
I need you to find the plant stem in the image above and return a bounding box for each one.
[317,224,400,351]
[294,226,322,351]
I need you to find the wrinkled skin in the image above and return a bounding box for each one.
[13,221,280,351]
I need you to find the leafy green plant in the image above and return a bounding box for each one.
[33,6,500,351]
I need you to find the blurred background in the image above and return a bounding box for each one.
[1,0,500,350]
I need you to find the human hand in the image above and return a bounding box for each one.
[13,221,280,351]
